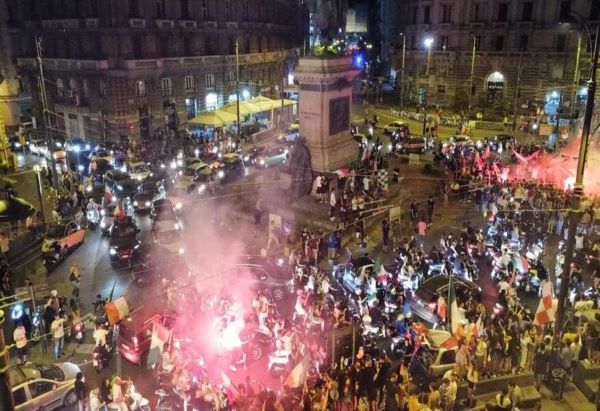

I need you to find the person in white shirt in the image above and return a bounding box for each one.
[13,322,28,364]
[88,388,104,411]
[93,324,108,347]
[50,315,66,360]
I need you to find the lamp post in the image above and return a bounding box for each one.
[399,33,406,108]
[571,32,582,118]
[32,164,45,227]
[423,37,433,135]
[468,35,477,118]
[235,38,241,141]
[555,14,600,340]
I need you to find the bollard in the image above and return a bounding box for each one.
[551,367,566,400]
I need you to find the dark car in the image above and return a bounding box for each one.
[103,170,130,191]
[108,222,141,267]
[8,136,25,152]
[85,183,108,204]
[132,180,165,212]
[221,255,294,301]
[219,153,246,184]
[113,178,139,200]
[410,275,480,326]
[254,147,289,168]
[150,199,175,220]
[117,307,177,365]
[397,137,426,154]
[242,147,265,166]
[65,138,91,153]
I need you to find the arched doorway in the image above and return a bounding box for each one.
[485,71,505,103]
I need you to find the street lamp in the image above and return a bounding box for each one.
[399,33,406,108]
[32,165,45,227]
[423,37,434,135]
[555,11,600,340]
[235,38,241,141]
[468,35,477,118]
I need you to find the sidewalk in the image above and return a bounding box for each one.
[539,382,597,411]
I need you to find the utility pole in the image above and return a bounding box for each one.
[35,37,58,188]
[556,24,600,339]
[0,310,14,410]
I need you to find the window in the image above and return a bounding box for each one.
[136,80,147,97]
[69,78,77,93]
[133,35,143,59]
[82,79,89,97]
[99,81,107,97]
[161,77,173,96]
[56,78,65,97]
[183,36,192,55]
[441,5,452,23]
[559,1,571,21]
[556,34,567,52]
[184,75,195,92]
[440,350,456,364]
[155,0,166,18]
[592,0,600,21]
[440,36,448,51]
[180,0,189,19]
[229,72,235,85]
[519,35,528,51]
[411,7,417,24]
[29,381,54,398]
[522,1,533,21]
[474,35,482,51]
[225,0,232,20]
[423,6,431,24]
[242,0,249,20]
[497,3,508,22]
[12,387,27,406]
[205,74,215,88]
[494,35,504,51]
[473,3,482,22]
[128,0,139,17]
[201,0,209,19]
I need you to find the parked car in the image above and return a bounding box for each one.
[131,180,165,212]
[254,147,289,168]
[383,121,410,134]
[220,255,294,301]
[396,137,426,154]
[9,362,80,410]
[117,308,177,365]
[410,275,480,326]
[41,221,85,254]
[420,330,459,377]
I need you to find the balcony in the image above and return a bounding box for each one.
[202,21,217,29]
[41,19,80,30]
[225,21,238,29]
[16,58,109,71]
[179,20,197,29]
[155,19,175,29]
[85,18,99,28]
[124,51,285,70]
[518,21,533,28]
[129,18,146,28]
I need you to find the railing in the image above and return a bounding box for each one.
[16,58,109,71]
[40,19,80,30]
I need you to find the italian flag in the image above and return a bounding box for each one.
[373,257,389,285]
[284,356,310,388]
[534,281,557,325]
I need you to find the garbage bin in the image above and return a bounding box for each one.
[550,367,566,399]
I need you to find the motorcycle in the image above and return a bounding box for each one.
[42,242,67,271]
[87,207,100,230]
[71,321,85,343]
[92,342,113,373]
[154,388,183,411]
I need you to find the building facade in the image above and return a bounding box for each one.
[5,0,304,141]
[395,0,598,119]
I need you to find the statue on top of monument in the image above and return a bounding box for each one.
[306,0,348,48]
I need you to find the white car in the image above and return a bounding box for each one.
[29,139,48,156]
[177,161,211,187]
[100,204,118,234]
[46,141,66,161]
[167,179,204,211]
[89,149,113,163]
[152,219,185,255]
[127,161,151,181]
[10,362,80,410]
[383,121,409,134]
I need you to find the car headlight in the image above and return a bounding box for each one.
[259,159,266,166]
[243,155,250,162]
[14,142,20,148]
[73,145,80,152]
[85,144,90,150]
[55,142,62,148]
[198,184,206,193]
[175,202,182,210]
[117,185,123,191]
[174,223,180,230]
[109,247,116,255]
[100,221,106,228]
[86,186,92,193]
[177,159,183,167]
[100,209,105,216]
[178,247,185,255]
[145,201,151,207]
[170,161,177,169]
[134,244,140,250]
[218,170,225,179]
[133,201,138,206]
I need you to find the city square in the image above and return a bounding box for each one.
[0,0,600,410]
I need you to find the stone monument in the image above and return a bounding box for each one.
[293,56,359,172]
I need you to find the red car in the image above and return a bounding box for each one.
[117,308,177,366]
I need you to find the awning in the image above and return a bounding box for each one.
[251,96,296,111]
[221,101,260,116]
[188,110,238,127]
[0,195,36,222]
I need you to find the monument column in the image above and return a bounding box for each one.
[293,56,359,172]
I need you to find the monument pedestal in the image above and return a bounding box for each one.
[294,56,359,172]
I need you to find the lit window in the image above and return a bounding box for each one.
[205,92,217,109]
[136,80,147,97]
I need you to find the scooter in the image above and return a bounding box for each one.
[87,207,100,230]
[71,322,85,343]
[92,342,113,373]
